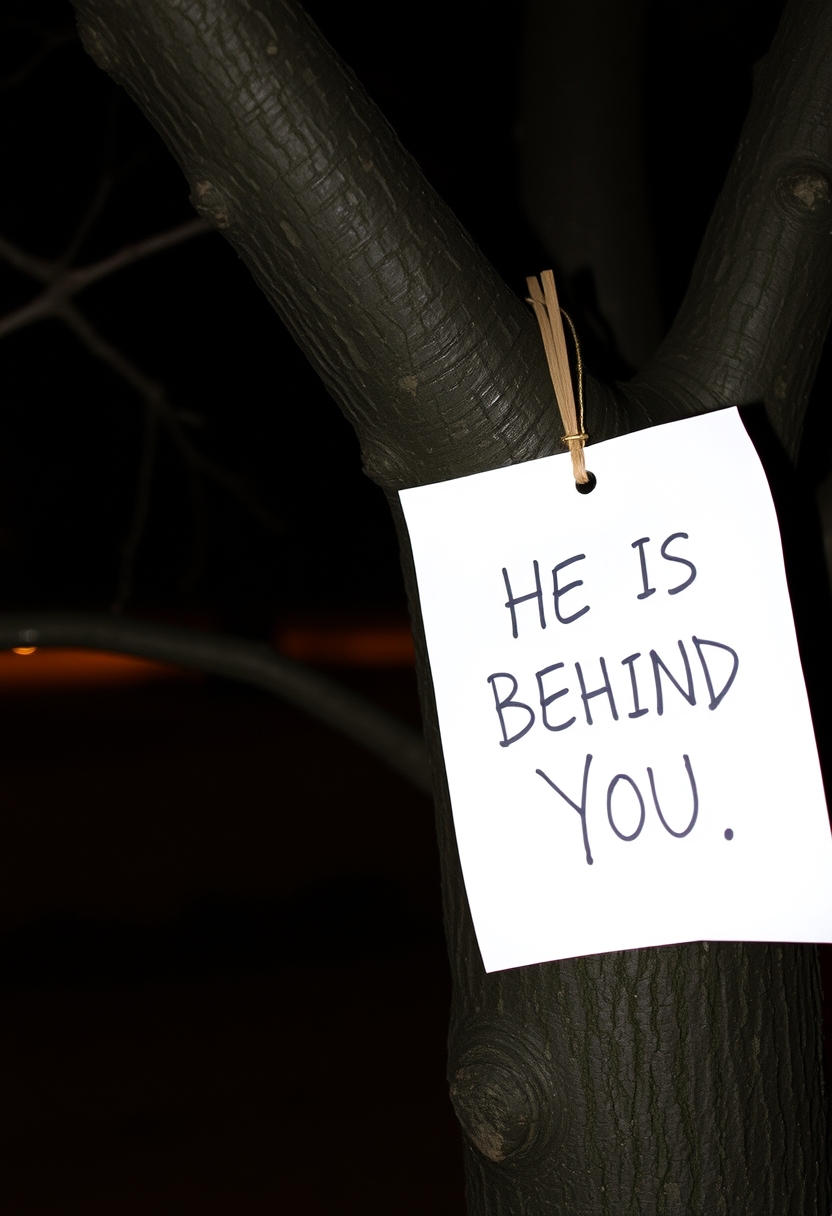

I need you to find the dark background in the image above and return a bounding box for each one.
[2,2,826,1213]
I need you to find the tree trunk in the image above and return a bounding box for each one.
[69,0,832,1209]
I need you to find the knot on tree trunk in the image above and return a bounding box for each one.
[190,180,232,230]
[776,162,832,221]
[448,1020,561,1165]
[76,17,120,77]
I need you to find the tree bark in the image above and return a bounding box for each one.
[68,0,832,1210]
[633,0,832,464]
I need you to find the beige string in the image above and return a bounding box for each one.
[526,270,589,484]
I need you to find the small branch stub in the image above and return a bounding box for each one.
[526,270,589,485]
[448,1019,563,1166]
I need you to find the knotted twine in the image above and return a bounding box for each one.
[526,270,589,485]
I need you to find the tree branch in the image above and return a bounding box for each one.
[56,301,284,589]
[0,210,267,602]
[0,232,53,280]
[0,23,76,91]
[0,203,285,604]
[59,172,115,268]
[0,613,430,795]
[633,0,832,460]
[0,216,211,337]
[70,0,664,495]
[67,216,212,289]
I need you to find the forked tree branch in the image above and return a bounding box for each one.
[0,216,210,338]
[69,0,832,475]
[71,0,650,495]
[0,210,283,601]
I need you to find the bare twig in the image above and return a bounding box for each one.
[0,27,77,91]
[187,451,285,538]
[0,129,286,601]
[57,300,165,401]
[58,302,282,522]
[67,216,212,288]
[0,613,431,795]
[0,203,281,603]
[0,233,53,281]
[0,217,211,338]
[56,300,283,597]
[59,173,116,268]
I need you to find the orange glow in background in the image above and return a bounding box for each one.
[0,618,415,691]
[274,620,414,667]
[0,647,188,691]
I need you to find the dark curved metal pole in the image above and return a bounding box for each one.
[0,613,430,795]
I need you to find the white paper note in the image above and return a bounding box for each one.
[400,408,832,972]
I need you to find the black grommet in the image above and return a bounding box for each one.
[575,472,596,494]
